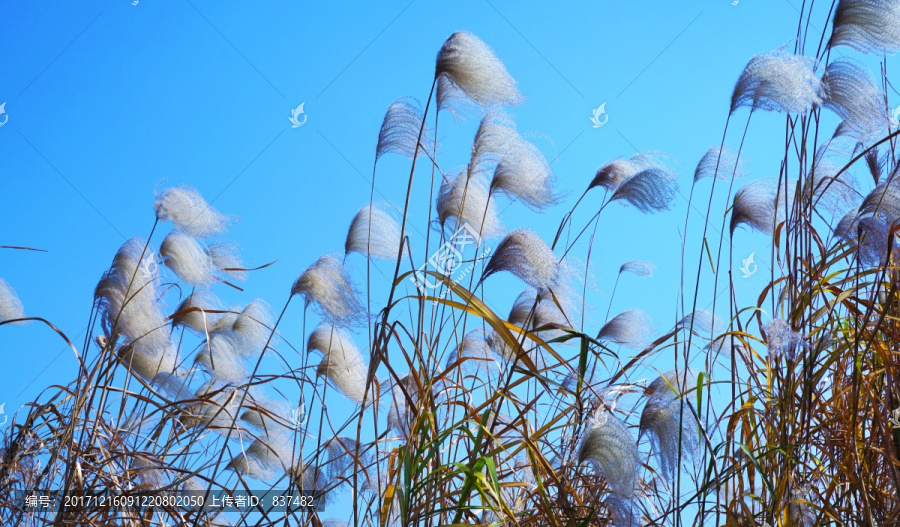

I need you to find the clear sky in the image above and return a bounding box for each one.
[0,0,869,519]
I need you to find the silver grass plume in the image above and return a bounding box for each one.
[240,399,295,432]
[434,31,523,110]
[190,381,252,433]
[308,323,368,403]
[195,342,248,383]
[836,210,893,266]
[481,228,560,290]
[153,184,231,238]
[677,309,724,336]
[505,288,572,346]
[436,168,502,238]
[822,59,888,140]
[0,277,26,323]
[610,166,678,213]
[830,0,900,53]
[386,374,421,440]
[344,203,403,260]
[376,97,435,161]
[598,309,653,349]
[228,427,294,481]
[446,329,500,376]
[577,406,640,499]
[804,140,861,217]
[95,238,177,379]
[730,50,824,114]
[693,145,746,182]
[606,494,639,527]
[619,260,655,277]
[492,136,557,210]
[729,179,785,235]
[859,176,900,224]
[589,153,661,193]
[151,371,194,402]
[160,232,244,287]
[291,254,365,327]
[172,291,222,334]
[762,319,808,360]
[640,369,700,479]
[229,300,274,352]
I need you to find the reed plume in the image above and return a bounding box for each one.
[153,184,231,238]
[435,31,523,110]
[730,50,824,114]
[344,203,403,260]
[291,254,365,327]
[0,277,25,323]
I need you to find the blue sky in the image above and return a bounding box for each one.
[0,0,866,519]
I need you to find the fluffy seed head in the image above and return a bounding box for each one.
[730,50,824,114]
[598,309,653,349]
[436,169,502,238]
[763,319,807,360]
[0,277,26,323]
[308,323,369,403]
[694,145,747,182]
[610,166,678,213]
[482,228,559,290]
[829,0,900,53]
[434,31,523,110]
[376,97,436,161]
[822,59,888,141]
[345,203,404,260]
[589,153,661,193]
[577,407,640,498]
[730,179,785,235]
[172,291,221,334]
[291,254,364,327]
[618,260,655,277]
[153,184,231,238]
[160,231,218,287]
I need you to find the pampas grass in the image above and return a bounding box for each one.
[730,179,782,235]
[376,97,435,161]
[618,260,655,277]
[436,168,502,237]
[307,323,368,403]
[435,31,523,109]
[481,228,560,290]
[730,50,824,114]
[0,277,25,323]
[577,406,640,499]
[153,184,231,238]
[345,203,403,260]
[609,166,678,213]
[829,0,900,53]
[822,59,888,140]
[292,254,365,327]
[694,145,746,182]
[597,309,653,349]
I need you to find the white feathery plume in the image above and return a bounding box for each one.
[589,153,660,193]
[859,176,900,224]
[762,319,808,360]
[195,342,248,383]
[729,179,785,235]
[151,371,194,402]
[805,141,861,217]
[730,50,824,114]
[481,228,560,290]
[606,494,639,527]
[240,399,295,432]
[153,184,231,238]
[446,329,502,379]
[190,381,246,432]
[618,260,655,277]
[598,309,653,349]
[160,232,244,287]
[694,145,747,182]
[291,254,365,327]
[829,0,900,53]
[836,210,893,265]
[229,427,294,481]
[434,31,523,110]
[376,97,435,161]
[308,323,369,403]
[230,300,274,352]
[211,304,242,333]
[677,310,724,336]
[344,203,403,260]
[172,291,221,334]
[96,238,177,380]
[822,59,889,141]
[577,406,640,499]
[436,168,502,238]
[469,111,518,172]
[387,374,420,440]
[640,369,700,479]
[132,455,169,490]
[0,277,26,323]
[492,137,557,210]
[610,166,679,213]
